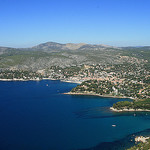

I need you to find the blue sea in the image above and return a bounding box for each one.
[0,80,150,150]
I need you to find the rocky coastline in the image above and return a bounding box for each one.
[0,78,82,84]
[110,107,150,112]
[64,92,134,99]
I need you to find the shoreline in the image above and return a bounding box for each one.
[0,79,40,81]
[63,92,134,99]
[0,78,81,84]
[2,79,149,113]
[0,77,60,81]
[0,78,47,81]
[110,107,150,112]
[60,80,82,84]
[63,92,150,112]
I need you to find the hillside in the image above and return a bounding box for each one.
[0,42,150,71]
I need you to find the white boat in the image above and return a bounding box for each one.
[112,125,116,127]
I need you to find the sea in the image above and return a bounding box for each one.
[0,80,150,150]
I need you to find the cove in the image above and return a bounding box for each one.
[0,80,150,150]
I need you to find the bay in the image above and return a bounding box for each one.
[0,80,150,150]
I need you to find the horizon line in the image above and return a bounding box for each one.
[0,41,150,49]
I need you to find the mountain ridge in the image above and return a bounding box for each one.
[1,41,150,53]
[0,41,149,71]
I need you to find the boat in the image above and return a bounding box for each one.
[112,125,116,127]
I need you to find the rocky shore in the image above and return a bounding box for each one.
[0,78,82,83]
[64,92,133,99]
[0,78,41,81]
[135,136,150,143]
[0,78,57,82]
[110,107,150,112]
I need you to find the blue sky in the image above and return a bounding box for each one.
[0,0,150,47]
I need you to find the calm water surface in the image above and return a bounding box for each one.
[0,80,150,150]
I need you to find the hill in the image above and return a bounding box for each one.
[0,41,149,71]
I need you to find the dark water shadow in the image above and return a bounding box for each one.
[79,128,150,150]
[74,107,150,119]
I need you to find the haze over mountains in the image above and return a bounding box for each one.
[0,41,150,53]
[0,42,149,71]
[31,42,116,51]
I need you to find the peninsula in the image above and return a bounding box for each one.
[66,78,150,112]
[0,42,150,111]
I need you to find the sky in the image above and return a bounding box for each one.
[0,0,150,47]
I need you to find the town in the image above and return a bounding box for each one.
[0,57,149,101]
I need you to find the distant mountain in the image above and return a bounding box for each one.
[0,42,149,71]
[30,41,116,52]
[31,42,65,51]
[121,46,150,50]
[0,47,15,54]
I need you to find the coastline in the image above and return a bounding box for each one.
[85,128,150,150]
[63,92,150,113]
[60,80,82,84]
[110,107,150,112]
[0,79,37,81]
[0,78,81,84]
[0,78,44,81]
[2,79,149,113]
[1,79,150,149]
[64,92,134,99]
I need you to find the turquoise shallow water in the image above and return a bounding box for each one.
[0,80,150,150]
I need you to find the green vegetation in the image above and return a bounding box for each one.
[71,80,114,95]
[0,70,42,80]
[71,79,149,100]
[113,98,150,110]
[0,42,150,71]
